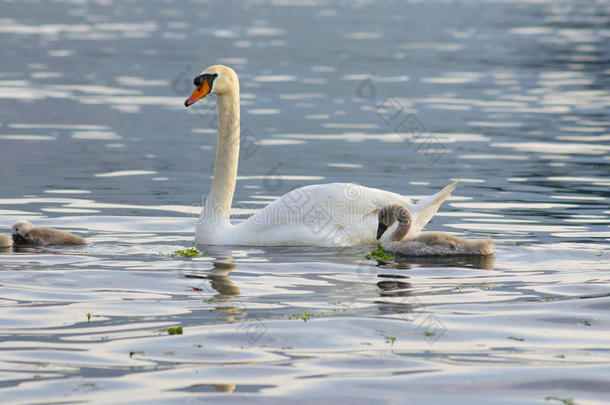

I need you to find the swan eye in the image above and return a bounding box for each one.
[193,73,218,89]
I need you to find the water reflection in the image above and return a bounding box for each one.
[212,384,236,393]
[371,254,495,271]
[182,261,241,301]
[208,262,242,299]
[377,278,412,297]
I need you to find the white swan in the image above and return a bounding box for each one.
[12,221,87,246]
[184,65,457,246]
[377,204,494,256]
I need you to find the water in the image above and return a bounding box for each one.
[0,0,609,403]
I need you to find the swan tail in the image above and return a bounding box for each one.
[408,181,458,236]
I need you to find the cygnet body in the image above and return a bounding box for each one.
[0,233,12,248]
[12,221,86,246]
[377,204,494,256]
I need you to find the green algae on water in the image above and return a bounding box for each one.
[167,326,183,335]
[365,243,394,261]
[172,248,201,258]
[289,312,312,322]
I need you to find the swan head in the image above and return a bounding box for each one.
[12,220,33,243]
[184,65,238,107]
[377,204,411,240]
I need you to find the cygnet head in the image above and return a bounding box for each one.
[12,220,33,243]
[184,65,239,107]
[377,204,411,240]
[12,220,33,237]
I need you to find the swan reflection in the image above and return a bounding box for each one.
[182,260,241,300]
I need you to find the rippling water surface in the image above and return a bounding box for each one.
[1,0,609,403]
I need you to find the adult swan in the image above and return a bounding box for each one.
[184,65,456,246]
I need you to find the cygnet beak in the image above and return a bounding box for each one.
[376,223,388,240]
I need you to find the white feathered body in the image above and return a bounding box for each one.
[196,182,456,246]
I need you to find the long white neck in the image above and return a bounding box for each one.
[202,85,240,226]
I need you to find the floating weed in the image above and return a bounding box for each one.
[579,320,592,326]
[424,331,435,337]
[545,396,576,405]
[376,329,397,346]
[129,351,144,357]
[507,336,525,342]
[87,313,92,322]
[289,312,313,322]
[171,248,202,258]
[167,326,183,335]
[365,243,395,261]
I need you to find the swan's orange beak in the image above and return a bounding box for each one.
[185,80,211,107]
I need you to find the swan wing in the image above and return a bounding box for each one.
[407,181,458,238]
[237,183,415,246]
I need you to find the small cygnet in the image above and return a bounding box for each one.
[12,220,86,246]
[377,204,494,256]
[0,233,13,248]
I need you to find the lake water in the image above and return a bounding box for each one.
[1,0,609,403]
